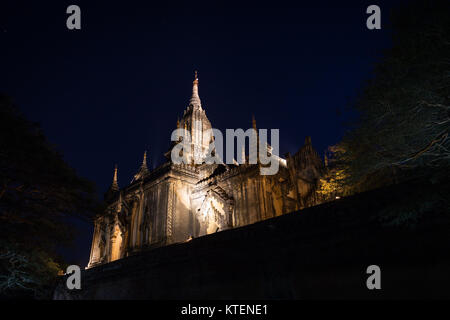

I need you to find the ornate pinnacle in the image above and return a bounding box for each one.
[111,165,119,191]
[241,144,246,164]
[190,70,201,108]
[141,150,148,170]
[104,164,119,201]
[305,136,312,145]
[142,150,147,164]
[131,151,149,183]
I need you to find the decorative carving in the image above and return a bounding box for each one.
[141,205,151,245]
[166,182,175,241]
[98,220,107,263]
[197,188,234,234]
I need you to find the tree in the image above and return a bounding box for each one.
[338,0,450,193]
[0,94,100,299]
[317,145,351,199]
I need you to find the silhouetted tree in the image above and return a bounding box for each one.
[334,0,449,194]
[0,94,100,299]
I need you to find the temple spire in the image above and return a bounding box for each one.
[241,144,246,164]
[189,70,201,108]
[138,150,149,175]
[111,165,119,191]
[141,150,148,170]
[249,115,259,163]
[104,164,119,201]
[131,151,149,183]
[305,136,312,145]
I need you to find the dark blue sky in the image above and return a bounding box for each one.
[1,1,403,266]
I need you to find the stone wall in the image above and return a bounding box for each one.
[59,179,450,299]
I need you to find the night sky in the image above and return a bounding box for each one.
[1,1,403,266]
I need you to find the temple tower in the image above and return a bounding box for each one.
[179,71,215,164]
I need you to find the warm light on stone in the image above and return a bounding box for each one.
[87,73,325,269]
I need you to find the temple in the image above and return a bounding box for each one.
[87,72,325,268]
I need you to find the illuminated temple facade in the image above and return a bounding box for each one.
[87,74,325,268]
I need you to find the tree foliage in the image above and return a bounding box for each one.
[0,94,100,298]
[317,145,351,199]
[331,0,450,195]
